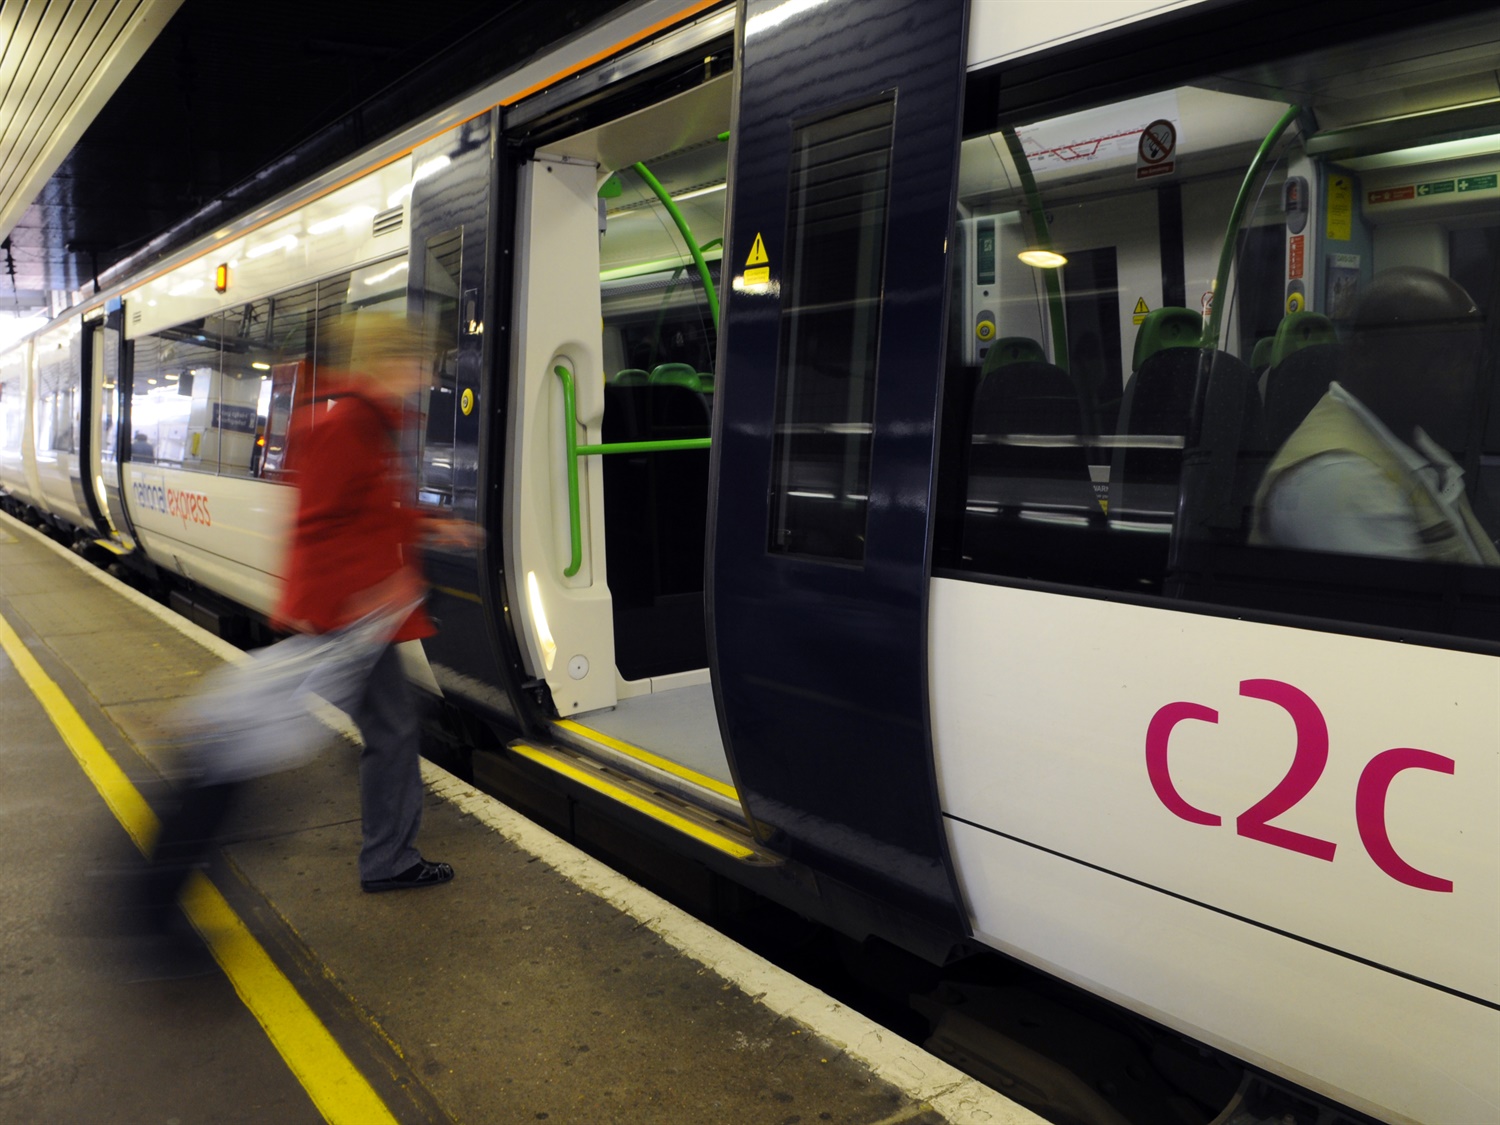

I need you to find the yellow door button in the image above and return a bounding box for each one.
[460,388,475,416]
[975,319,996,342]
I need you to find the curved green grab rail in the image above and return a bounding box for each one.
[632,161,721,329]
[1205,104,1301,351]
[555,366,585,577]
[999,127,1069,373]
[552,365,711,579]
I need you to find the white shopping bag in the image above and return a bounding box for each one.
[177,601,418,784]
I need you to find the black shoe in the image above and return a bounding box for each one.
[361,859,454,893]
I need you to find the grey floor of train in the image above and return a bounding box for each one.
[0,511,1034,1125]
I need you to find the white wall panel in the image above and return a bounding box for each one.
[968,0,1210,70]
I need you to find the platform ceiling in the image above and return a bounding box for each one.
[0,0,636,329]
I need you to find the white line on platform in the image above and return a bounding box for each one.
[0,511,1043,1124]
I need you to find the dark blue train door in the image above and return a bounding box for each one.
[408,109,531,730]
[710,0,969,929]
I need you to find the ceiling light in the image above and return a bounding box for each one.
[1018,249,1068,268]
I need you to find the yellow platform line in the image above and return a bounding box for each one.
[554,717,739,802]
[0,609,397,1125]
[512,741,755,860]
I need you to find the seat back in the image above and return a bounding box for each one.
[601,383,711,678]
[649,362,703,391]
[1270,311,1336,368]
[1263,343,1340,450]
[1131,307,1203,371]
[981,336,1045,376]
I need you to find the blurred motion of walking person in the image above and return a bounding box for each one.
[134,311,479,972]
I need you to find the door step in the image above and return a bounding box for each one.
[550,716,743,820]
[508,739,778,866]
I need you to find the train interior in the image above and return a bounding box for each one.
[941,13,1500,639]
[509,76,736,811]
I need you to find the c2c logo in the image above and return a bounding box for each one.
[1146,679,1454,893]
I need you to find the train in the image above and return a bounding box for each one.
[2,1,1497,1121]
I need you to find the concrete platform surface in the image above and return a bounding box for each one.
[0,512,1036,1125]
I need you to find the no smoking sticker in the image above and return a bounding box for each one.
[1136,118,1176,180]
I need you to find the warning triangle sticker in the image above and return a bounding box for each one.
[1133,298,1150,316]
[746,233,768,266]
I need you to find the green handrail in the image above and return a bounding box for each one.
[556,365,585,577]
[1205,104,1301,350]
[999,127,1069,373]
[553,365,711,578]
[632,161,720,329]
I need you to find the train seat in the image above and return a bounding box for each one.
[1249,336,1275,377]
[981,336,1046,373]
[1262,315,1341,450]
[612,368,649,386]
[602,383,711,679]
[648,362,704,391]
[1110,308,1205,521]
[962,355,1101,582]
[1110,309,1267,544]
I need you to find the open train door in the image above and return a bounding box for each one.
[711,0,970,930]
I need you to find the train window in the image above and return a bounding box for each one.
[130,319,221,470]
[218,285,319,480]
[769,95,896,563]
[98,323,120,463]
[35,322,81,454]
[0,349,24,459]
[939,13,1500,644]
[417,230,461,506]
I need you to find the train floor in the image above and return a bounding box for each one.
[0,510,1034,1125]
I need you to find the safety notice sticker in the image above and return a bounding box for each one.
[744,232,770,286]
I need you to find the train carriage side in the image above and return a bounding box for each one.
[926,3,1500,1123]
[0,2,1495,1121]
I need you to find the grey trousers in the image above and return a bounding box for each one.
[353,645,425,882]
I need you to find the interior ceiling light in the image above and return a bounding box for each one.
[1018,248,1068,268]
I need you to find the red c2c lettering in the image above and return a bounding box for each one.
[1145,681,1456,891]
[1356,749,1455,893]
[1146,701,1221,825]
[1234,679,1336,861]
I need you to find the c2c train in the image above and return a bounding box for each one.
[2,2,1498,1122]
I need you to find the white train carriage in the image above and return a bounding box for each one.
[1,2,1497,1121]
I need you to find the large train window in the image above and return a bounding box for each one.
[939,12,1500,644]
[768,96,896,563]
[130,321,220,469]
[127,259,412,480]
[0,349,24,458]
[35,321,82,454]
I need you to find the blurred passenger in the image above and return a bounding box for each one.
[130,431,154,461]
[134,311,479,970]
[1250,267,1500,564]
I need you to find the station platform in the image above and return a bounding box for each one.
[0,510,1034,1125]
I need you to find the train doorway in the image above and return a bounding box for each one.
[504,74,740,816]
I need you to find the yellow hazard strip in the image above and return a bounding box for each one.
[555,718,740,802]
[512,741,755,860]
[0,609,397,1125]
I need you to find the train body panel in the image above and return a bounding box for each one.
[943,814,1496,1125]
[967,0,1209,69]
[0,342,38,507]
[3,2,1499,1120]
[122,462,291,616]
[930,576,1500,1121]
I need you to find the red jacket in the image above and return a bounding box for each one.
[274,383,434,642]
